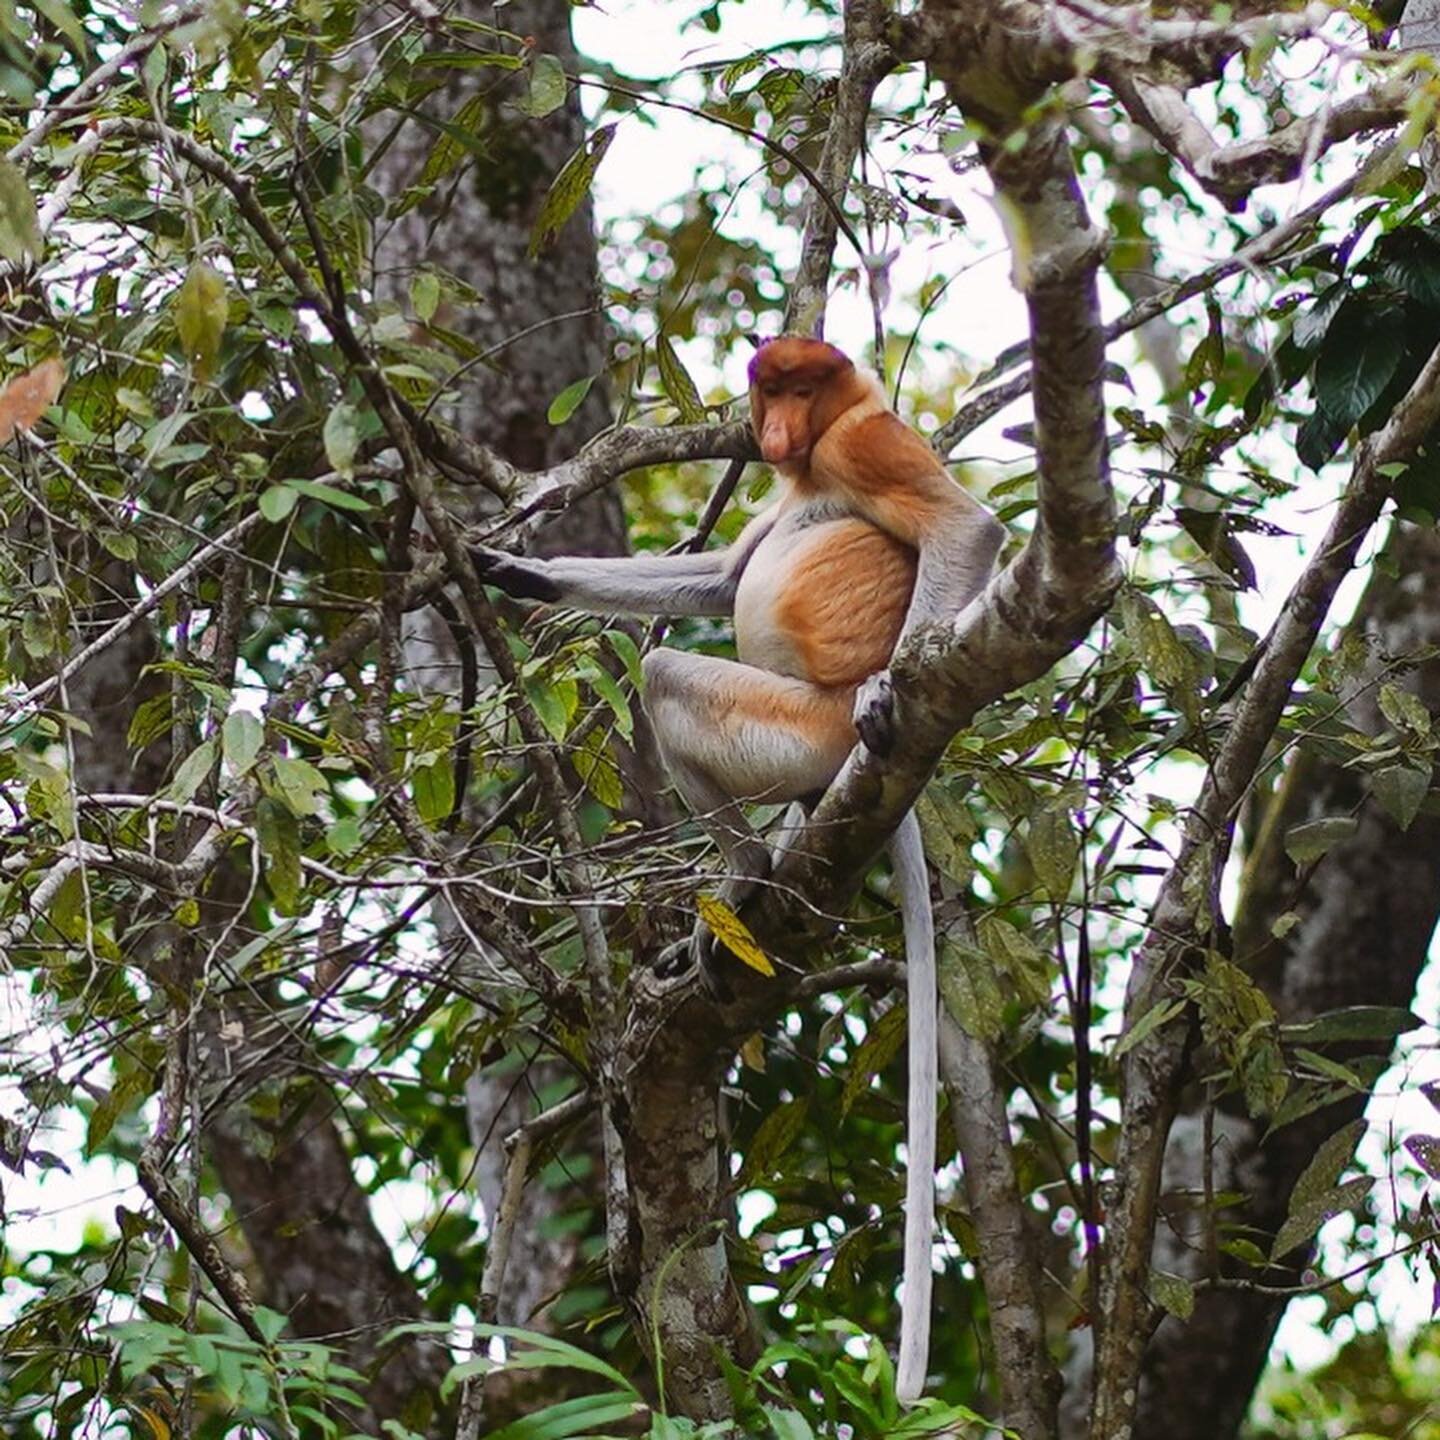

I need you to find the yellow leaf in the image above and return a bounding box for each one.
[175,260,227,380]
[697,893,774,977]
[738,1033,766,1072]
[130,1404,171,1440]
[0,356,64,443]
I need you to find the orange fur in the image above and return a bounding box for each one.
[774,520,915,688]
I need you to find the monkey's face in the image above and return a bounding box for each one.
[748,336,854,472]
[752,379,821,467]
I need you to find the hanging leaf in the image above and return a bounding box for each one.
[529,123,615,257]
[656,333,706,422]
[1283,815,1358,865]
[738,1097,808,1183]
[222,711,264,775]
[696,893,774,976]
[546,375,595,426]
[1281,1006,1421,1043]
[0,356,64,443]
[0,159,41,263]
[259,485,298,522]
[1147,1269,1195,1321]
[1289,1119,1366,1215]
[1027,803,1079,900]
[323,402,361,479]
[518,52,567,118]
[938,935,1005,1041]
[573,733,624,809]
[1271,1175,1372,1260]
[175,260,228,381]
[166,738,218,806]
[256,796,301,913]
[1371,763,1429,830]
[416,93,489,187]
[1312,301,1405,432]
[840,1005,907,1118]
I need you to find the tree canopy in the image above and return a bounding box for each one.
[2,2,1439,1438]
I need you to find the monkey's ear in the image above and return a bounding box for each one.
[469,547,560,603]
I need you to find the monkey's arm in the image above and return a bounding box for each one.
[471,545,738,618]
[826,414,1005,751]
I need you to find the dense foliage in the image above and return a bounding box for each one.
[1,2,1439,1438]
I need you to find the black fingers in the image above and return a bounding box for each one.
[469,546,561,602]
[854,672,898,756]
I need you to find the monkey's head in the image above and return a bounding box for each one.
[748,336,868,474]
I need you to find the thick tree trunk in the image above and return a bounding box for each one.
[367,0,632,1349]
[1126,521,1440,1440]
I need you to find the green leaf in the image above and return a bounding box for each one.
[484,1394,640,1440]
[98,529,138,562]
[1293,1120,1367,1212]
[326,816,363,856]
[286,478,375,513]
[766,1409,817,1440]
[256,796,301,913]
[167,737,218,805]
[529,123,615,257]
[416,93,489,187]
[1147,1269,1195,1320]
[522,676,575,741]
[546,375,594,426]
[175,261,227,381]
[656,332,706,423]
[1377,681,1431,737]
[840,1004,907,1118]
[413,757,454,827]
[572,732,623,809]
[1292,281,1346,350]
[222,711,264,775]
[938,935,1005,1041]
[1281,1006,1421,1043]
[519,52,567,118]
[1312,301,1404,431]
[32,0,89,56]
[739,1098,809,1183]
[268,755,329,817]
[1027,803,1078,899]
[976,915,1051,1008]
[259,485,298,522]
[0,159,41,264]
[1283,815,1358,864]
[411,271,440,323]
[1372,763,1429,830]
[1113,997,1187,1057]
[253,1306,288,1343]
[323,403,361,479]
[1272,1174,1372,1260]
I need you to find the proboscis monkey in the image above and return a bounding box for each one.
[471,336,1005,1402]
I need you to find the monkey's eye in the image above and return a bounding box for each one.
[761,384,782,399]
[793,386,814,399]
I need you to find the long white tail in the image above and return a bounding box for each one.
[888,808,936,1404]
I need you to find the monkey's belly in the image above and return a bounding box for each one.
[734,518,915,689]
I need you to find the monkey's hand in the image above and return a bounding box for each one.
[854,669,897,756]
[469,546,561,603]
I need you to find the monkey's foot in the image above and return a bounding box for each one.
[854,669,897,755]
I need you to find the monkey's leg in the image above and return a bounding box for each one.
[640,649,855,979]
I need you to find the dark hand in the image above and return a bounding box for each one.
[854,669,897,755]
[469,546,561,603]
